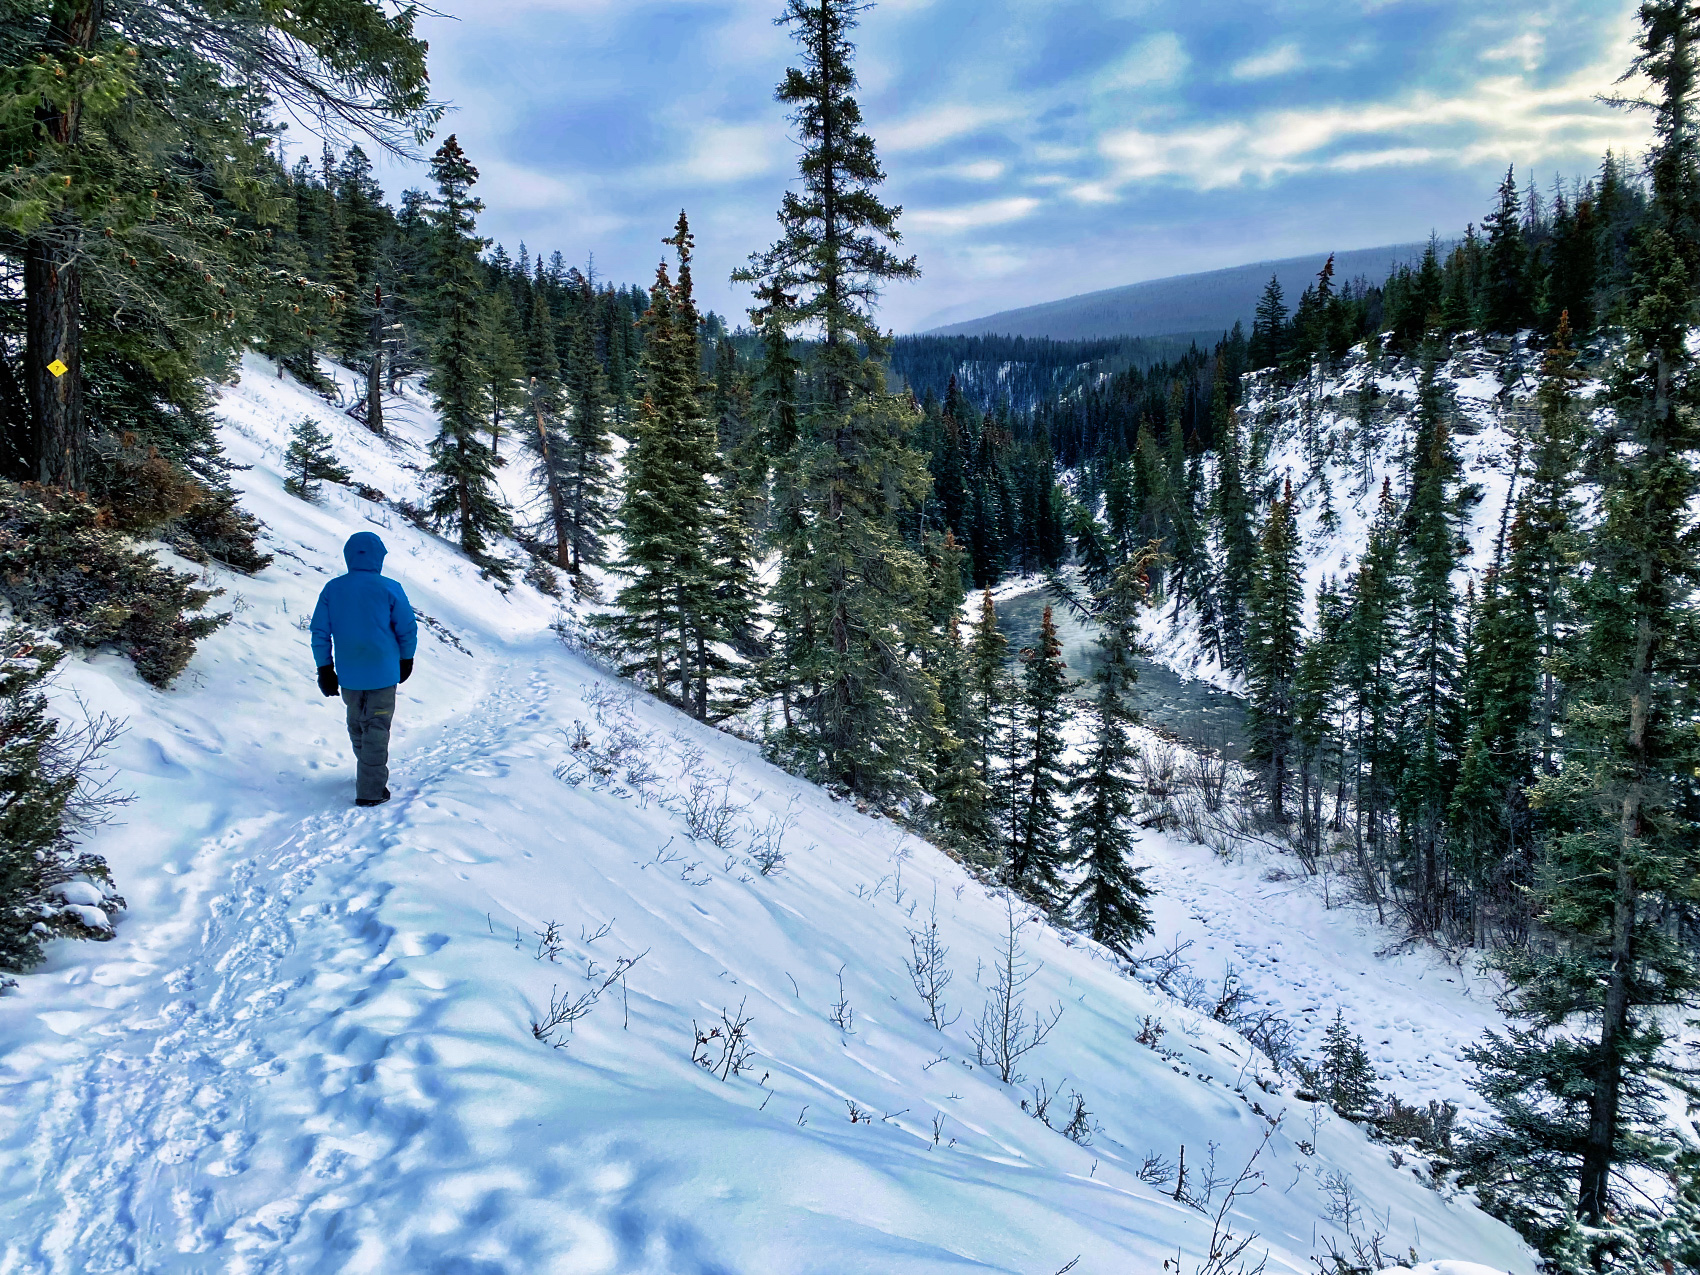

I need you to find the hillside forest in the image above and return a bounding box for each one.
[0,0,1697,1270]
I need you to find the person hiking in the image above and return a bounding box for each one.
[310,531,418,807]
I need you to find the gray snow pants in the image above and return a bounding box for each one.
[340,685,396,802]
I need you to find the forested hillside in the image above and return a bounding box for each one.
[0,0,1697,1272]
[922,240,1435,341]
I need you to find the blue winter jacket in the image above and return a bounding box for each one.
[310,532,419,691]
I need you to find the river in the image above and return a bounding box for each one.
[993,589,1248,760]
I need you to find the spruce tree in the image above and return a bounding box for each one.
[1245,479,1303,821]
[1450,317,1584,931]
[1249,274,1288,371]
[1343,480,1405,905]
[1294,575,1347,856]
[480,290,525,453]
[929,541,996,864]
[283,418,351,500]
[734,0,936,797]
[1006,606,1073,909]
[1211,360,1256,671]
[1396,344,1470,927]
[561,277,615,573]
[422,136,511,571]
[1065,562,1155,952]
[604,216,721,716]
[1483,166,1532,333]
[1468,8,1700,1248]
[968,590,1013,803]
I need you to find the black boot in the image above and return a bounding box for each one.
[355,788,391,808]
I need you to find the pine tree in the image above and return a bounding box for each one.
[422,136,511,571]
[735,0,936,797]
[603,216,721,716]
[1483,166,1532,333]
[282,418,351,500]
[1396,344,1470,927]
[561,276,615,573]
[1249,273,1288,370]
[1343,480,1405,906]
[1006,606,1073,909]
[1316,1010,1381,1118]
[1211,360,1256,670]
[967,590,1012,799]
[0,0,433,492]
[929,542,996,864]
[1065,562,1155,952]
[519,279,577,572]
[1294,575,1347,857]
[480,289,525,454]
[1245,480,1303,821]
[1450,317,1585,933]
[1467,7,1700,1245]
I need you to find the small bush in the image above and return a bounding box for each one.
[0,630,127,983]
[168,488,272,575]
[89,433,206,534]
[1370,1094,1457,1155]
[1296,1010,1382,1120]
[0,482,228,687]
[524,555,563,597]
[282,418,351,500]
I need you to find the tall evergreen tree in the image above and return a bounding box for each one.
[604,215,722,717]
[1396,343,1470,926]
[1211,360,1256,670]
[422,136,511,570]
[1006,606,1073,909]
[1343,480,1405,904]
[1249,274,1288,370]
[561,276,615,573]
[1468,8,1700,1251]
[1245,480,1303,821]
[735,0,937,796]
[1483,166,1533,334]
[1065,562,1155,951]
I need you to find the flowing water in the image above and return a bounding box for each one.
[994,589,1248,760]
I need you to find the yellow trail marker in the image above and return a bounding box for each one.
[46,359,67,378]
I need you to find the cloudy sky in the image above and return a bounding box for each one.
[357,0,1651,332]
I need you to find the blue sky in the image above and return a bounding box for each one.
[361,0,1650,332]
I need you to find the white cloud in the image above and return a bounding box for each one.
[907,196,1042,231]
[941,158,1007,181]
[882,103,1013,152]
[1230,42,1304,81]
[1098,54,1652,191]
[676,121,782,183]
[1097,31,1190,91]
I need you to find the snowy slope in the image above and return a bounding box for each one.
[0,357,1534,1273]
[1143,338,1551,693]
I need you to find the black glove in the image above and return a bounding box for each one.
[399,657,413,684]
[317,664,339,697]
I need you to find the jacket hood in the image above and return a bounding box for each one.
[343,531,387,573]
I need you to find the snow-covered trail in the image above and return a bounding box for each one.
[2,645,552,1271]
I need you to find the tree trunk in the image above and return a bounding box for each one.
[24,0,105,488]
[25,222,85,489]
[366,285,384,435]
[533,395,570,571]
[1580,539,1658,1219]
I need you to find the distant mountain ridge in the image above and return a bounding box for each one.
[923,241,1442,342]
